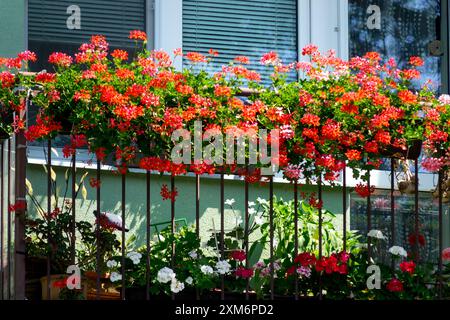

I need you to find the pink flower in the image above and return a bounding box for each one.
[279,125,294,139]
[284,164,302,181]
[260,51,280,66]
[421,157,444,173]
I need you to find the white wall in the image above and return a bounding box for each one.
[298,0,349,60]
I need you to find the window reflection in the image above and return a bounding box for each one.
[349,0,442,91]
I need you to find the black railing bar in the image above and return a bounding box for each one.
[220,171,225,300]
[390,158,396,269]
[195,174,200,301]
[71,153,76,265]
[95,160,101,299]
[438,170,443,299]
[121,173,126,300]
[146,171,151,301]
[269,177,274,301]
[46,139,51,300]
[294,181,299,300]
[244,179,249,300]
[0,141,3,300]
[318,174,323,301]
[171,175,176,301]
[367,170,372,262]
[414,160,420,263]
[342,163,347,252]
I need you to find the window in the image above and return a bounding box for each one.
[182,0,298,82]
[28,0,147,72]
[27,0,148,152]
[348,0,443,91]
[350,190,440,263]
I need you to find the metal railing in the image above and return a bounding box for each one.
[0,110,447,301]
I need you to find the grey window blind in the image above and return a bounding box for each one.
[183,0,298,83]
[28,0,146,48]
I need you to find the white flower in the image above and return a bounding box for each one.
[106,260,118,268]
[367,230,386,240]
[110,272,122,283]
[215,260,231,275]
[248,208,256,215]
[254,214,264,226]
[185,276,193,285]
[235,216,243,226]
[200,265,214,275]
[170,278,185,293]
[248,201,256,207]
[127,251,142,265]
[388,246,408,258]
[157,267,176,283]
[225,199,235,206]
[188,250,198,259]
[256,197,269,205]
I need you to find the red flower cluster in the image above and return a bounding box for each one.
[139,157,187,176]
[8,200,27,213]
[129,30,147,41]
[160,184,178,202]
[235,267,254,279]
[230,250,246,262]
[399,261,416,275]
[408,233,425,247]
[288,251,349,276]
[386,278,403,292]
[355,183,375,198]
[48,52,73,67]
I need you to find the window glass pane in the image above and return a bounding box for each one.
[27,0,146,148]
[351,190,440,263]
[349,0,442,91]
[28,0,146,72]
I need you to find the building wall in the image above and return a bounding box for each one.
[0,0,26,57]
[26,164,346,250]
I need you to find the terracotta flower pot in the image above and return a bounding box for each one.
[398,177,416,195]
[40,274,88,300]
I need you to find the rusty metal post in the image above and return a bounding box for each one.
[14,112,27,299]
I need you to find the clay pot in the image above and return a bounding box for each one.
[398,177,416,195]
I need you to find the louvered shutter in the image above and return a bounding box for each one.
[28,0,146,71]
[28,0,145,47]
[183,0,298,82]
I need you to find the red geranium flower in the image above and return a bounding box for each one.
[442,248,450,262]
[129,30,147,41]
[48,52,73,67]
[160,184,178,202]
[355,183,375,198]
[399,261,416,275]
[408,233,426,247]
[386,278,403,292]
[345,149,362,161]
[230,250,246,262]
[294,252,316,267]
[235,267,254,279]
